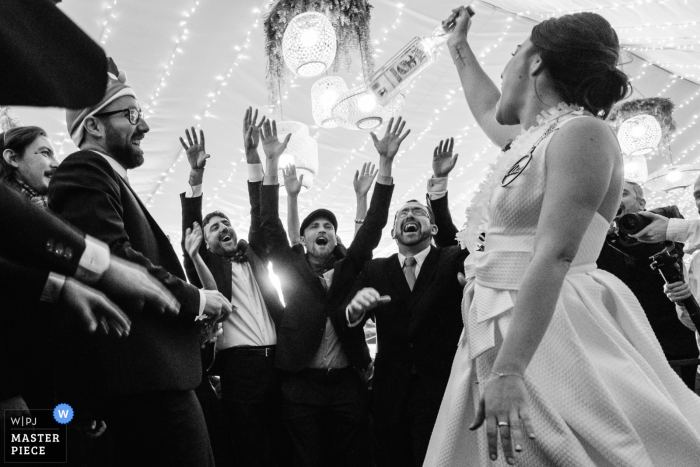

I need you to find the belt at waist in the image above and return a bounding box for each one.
[219,345,276,358]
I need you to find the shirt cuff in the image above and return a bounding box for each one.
[666,218,691,243]
[346,305,365,328]
[248,163,264,182]
[40,273,67,304]
[427,177,447,200]
[187,184,203,198]
[196,288,207,320]
[73,236,110,284]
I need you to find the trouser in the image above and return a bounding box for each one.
[282,368,375,467]
[219,345,287,467]
[696,372,700,396]
[95,390,214,467]
[373,375,442,467]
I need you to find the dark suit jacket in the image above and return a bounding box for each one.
[48,150,202,397]
[260,182,394,372]
[179,181,284,331]
[0,183,90,403]
[342,193,468,427]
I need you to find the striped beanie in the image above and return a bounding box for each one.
[66,57,137,146]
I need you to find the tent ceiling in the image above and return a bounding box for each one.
[14,0,700,257]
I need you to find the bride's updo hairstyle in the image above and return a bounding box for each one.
[530,12,631,118]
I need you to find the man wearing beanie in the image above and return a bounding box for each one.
[259,117,410,466]
[48,58,231,467]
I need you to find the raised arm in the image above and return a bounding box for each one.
[260,119,294,258]
[344,117,408,265]
[447,7,520,149]
[352,163,377,237]
[429,138,460,247]
[470,118,620,442]
[242,107,268,255]
[184,223,217,290]
[282,164,303,246]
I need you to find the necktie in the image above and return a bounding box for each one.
[404,256,417,291]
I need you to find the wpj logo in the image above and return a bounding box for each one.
[3,404,71,463]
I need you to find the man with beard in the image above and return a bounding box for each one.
[625,174,700,394]
[179,108,286,467]
[341,138,468,467]
[48,58,231,467]
[260,117,408,467]
[596,179,698,390]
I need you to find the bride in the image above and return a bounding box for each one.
[424,7,700,467]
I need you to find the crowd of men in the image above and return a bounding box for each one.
[2,9,700,466]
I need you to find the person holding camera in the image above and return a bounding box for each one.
[630,175,700,395]
[597,180,699,390]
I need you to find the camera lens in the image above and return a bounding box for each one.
[618,213,651,235]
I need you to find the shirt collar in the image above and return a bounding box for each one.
[398,245,431,268]
[92,150,128,180]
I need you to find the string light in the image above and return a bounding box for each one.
[99,0,119,46]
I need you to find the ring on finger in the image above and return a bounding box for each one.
[497,422,510,428]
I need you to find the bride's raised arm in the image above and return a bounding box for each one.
[447,6,520,149]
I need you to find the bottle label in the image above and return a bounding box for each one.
[370,39,430,99]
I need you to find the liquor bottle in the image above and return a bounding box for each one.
[367,5,474,105]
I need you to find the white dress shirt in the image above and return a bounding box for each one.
[188,162,277,347]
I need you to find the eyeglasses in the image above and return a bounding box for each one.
[93,107,143,125]
[397,207,430,218]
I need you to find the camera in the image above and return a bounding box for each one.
[616,205,684,241]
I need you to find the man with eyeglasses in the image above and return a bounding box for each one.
[48,58,230,467]
[342,138,469,467]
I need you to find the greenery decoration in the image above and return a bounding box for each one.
[264,0,375,106]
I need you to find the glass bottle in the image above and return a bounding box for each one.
[367,4,474,105]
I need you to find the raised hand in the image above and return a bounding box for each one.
[180,127,210,170]
[185,222,204,259]
[243,107,266,162]
[283,164,304,198]
[61,277,131,337]
[97,256,180,317]
[446,6,474,47]
[433,137,460,177]
[370,116,411,160]
[261,119,291,161]
[353,162,377,198]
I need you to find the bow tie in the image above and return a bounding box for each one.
[229,240,249,263]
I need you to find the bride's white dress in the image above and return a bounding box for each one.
[424,105,700,467]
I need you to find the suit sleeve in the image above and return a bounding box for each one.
[0,183,86,276]
[0,255,52,304]
[49,153,201,317]
[180,192,208,288]
[429,192,459,248]
[346,183,394,269]
[260,183,293,262]
[339,268,374,328]
[247,181,267,258]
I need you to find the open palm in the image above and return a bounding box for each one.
[180,127,209,170]
[283,164,304,197]
[243,106,265,154]
[261,119,291,161]
[353,162,377,197]
[370,116,411,160]
[433,137,459,177]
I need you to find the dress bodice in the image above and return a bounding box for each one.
[472,107,609,290]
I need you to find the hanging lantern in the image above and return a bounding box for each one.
[331,85,405,131]
[271,121,318,190]
[311,76,347,128]
[282,12,337,78]
[644,164,700,193]
[623,153,648,184]
[617,114,663,156]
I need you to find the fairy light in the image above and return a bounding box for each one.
[144,0,203,116]
[146,0,271,208]
[99,0,119,45]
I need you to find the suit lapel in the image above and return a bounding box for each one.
[293,253,328,299]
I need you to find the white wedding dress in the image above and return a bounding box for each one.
[424,104,700,467]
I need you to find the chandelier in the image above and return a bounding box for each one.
[273,121,318,190]
[282,12,337,78]
[311,76,348,128]
[331,85,405,130]
[645,164,700,193]
[623,153,648,184]
[617,114,662,156]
